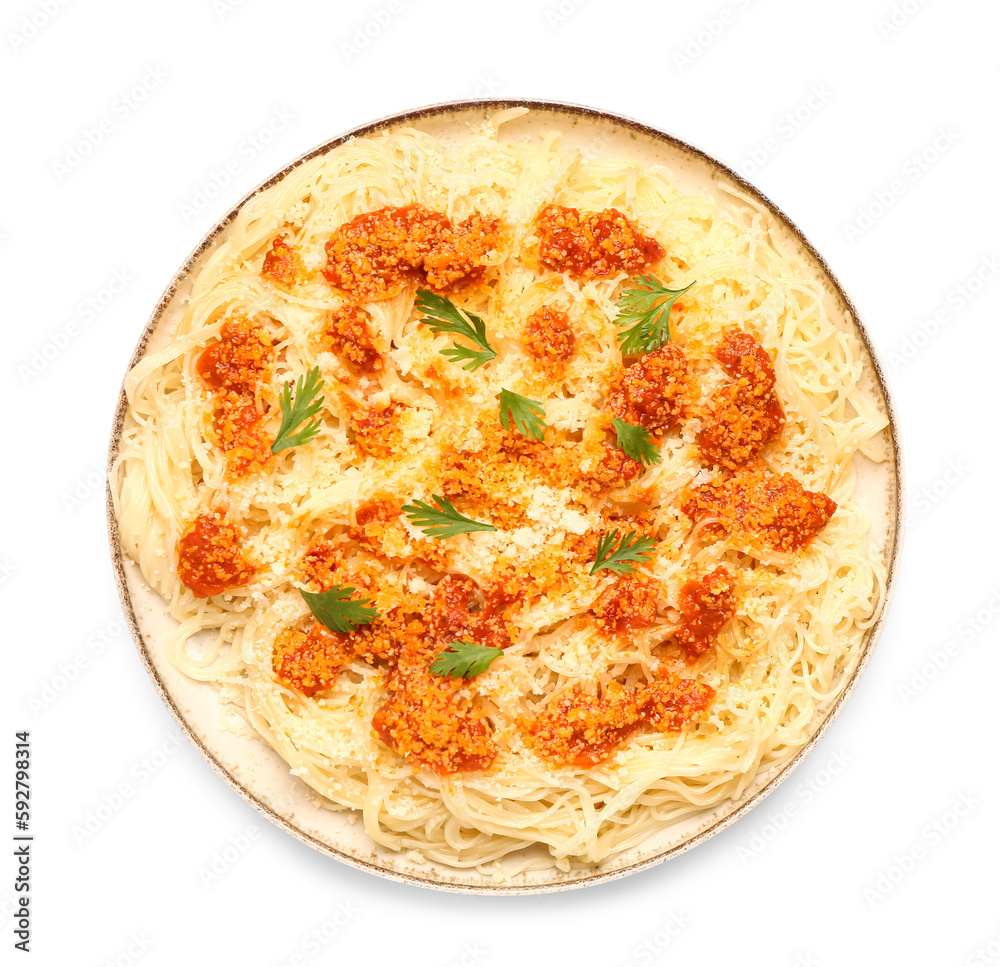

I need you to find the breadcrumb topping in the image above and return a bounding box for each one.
[440,426,641,531]
[527,681,639,767]
[351,497,452,569]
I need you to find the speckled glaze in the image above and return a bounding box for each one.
[106,99,904,894]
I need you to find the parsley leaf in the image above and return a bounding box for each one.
[300,584,378,633]
[614,275,694,355]
[401,494,498,539]
[499,388,547,441]
[430,640,504,679]
[272,366,325,454]
[590,529,657,576]
[611,418,662,466]
[415,289,497,371]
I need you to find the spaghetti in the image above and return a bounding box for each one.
[112,112,888,873]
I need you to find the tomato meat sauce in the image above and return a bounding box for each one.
[177,512,255,598]
[272,624,353,697]
[636,675,715,733]
[676,566,737,659]
[196,317,274,476]
[606,344,691,435]
[527,674,715,767]
[271,574,515,775]
[698,329,785,469]
[536,205,664,278]
[322,204,503,301]
[524,305,576,374]
[592,577,658,635]
[352,401,406,459]
[261,237,303,287]
[682,467,837,553]
[324,304,382,373]
[372,576,513,775]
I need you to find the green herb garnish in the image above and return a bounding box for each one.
[415,289,496,371]
[272,366,325,453]
[611,417,662,466]
[430,640,504,679]
[300,584,378,633]
[499,388,547,441]
[590,529,657,576]
[401,494,498,539]
[614,275,694,355]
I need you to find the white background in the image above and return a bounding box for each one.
[3,0,999,964]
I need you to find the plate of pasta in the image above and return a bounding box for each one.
[108,100,902,892]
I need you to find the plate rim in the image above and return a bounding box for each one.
[105,96,905,895]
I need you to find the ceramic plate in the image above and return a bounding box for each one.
[107,99,903,893]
